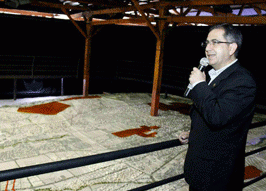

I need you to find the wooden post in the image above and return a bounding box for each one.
[83,21,92,96]
[150,7,167,116]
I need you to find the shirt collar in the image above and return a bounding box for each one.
[209,59,238,77]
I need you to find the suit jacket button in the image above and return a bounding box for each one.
[213,83,216,87]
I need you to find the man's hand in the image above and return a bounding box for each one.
[189,67,206,86]
[178,131,190,144]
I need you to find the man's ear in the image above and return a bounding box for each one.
[229,42,238,56]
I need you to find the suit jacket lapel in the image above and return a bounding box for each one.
[208,62,240,89]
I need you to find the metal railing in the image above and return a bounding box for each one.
[0,139,180,182]
[0,55,80,99]
[0,55,80,78]
[0,120,265,190]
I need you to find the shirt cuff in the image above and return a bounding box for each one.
[189,80,205,90]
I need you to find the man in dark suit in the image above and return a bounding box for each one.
[179,24,257,191]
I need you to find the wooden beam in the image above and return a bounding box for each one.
[0,8,55,18]
[91,14,266,26]
[161,0,266,7]
[61,8,87,38]
[131,0,160,40]
[83,21,93,96]
[90,3,157,16]
[150,7,168,116]
[166,15,266,25]
[92,18,150,25]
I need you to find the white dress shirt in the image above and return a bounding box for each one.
[208,59,238,85]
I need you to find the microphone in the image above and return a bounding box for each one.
[184,57,209,97]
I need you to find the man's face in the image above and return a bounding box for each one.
[205,29,236,70]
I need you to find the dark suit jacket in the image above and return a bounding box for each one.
[184,62,256,191]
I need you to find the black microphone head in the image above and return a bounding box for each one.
[200,57,209,66]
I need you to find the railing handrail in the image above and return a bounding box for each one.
[0,137,265,189]
[0,139,181,182]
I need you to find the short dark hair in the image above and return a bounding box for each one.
[209,23,243,57]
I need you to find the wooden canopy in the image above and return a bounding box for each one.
[1,0,266,116]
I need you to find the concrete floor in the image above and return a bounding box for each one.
[0,93,265,191]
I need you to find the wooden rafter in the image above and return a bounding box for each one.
[91,18,149,26]
[238,4,245,16]
[61,7,87,38]
[131,0,160,40]
[254,7,262,15]
[0,7,56,18]
[182,7,192,16]
[90,3,157,16]
[196,9,201,16]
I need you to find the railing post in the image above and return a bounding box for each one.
[31,56,35,77]
[61,78,64,96]
[13,78,17,100]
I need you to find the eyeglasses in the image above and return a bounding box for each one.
[201,39,234,48]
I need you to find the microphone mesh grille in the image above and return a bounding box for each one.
[200,57,209,66]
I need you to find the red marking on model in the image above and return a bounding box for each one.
[62,96,101,101]
[112,125,160,138]
[12,179,16,191]
[5,180,9,191]
[17,101,70,115]
[244,166,263,180]
[5,180,16,191]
